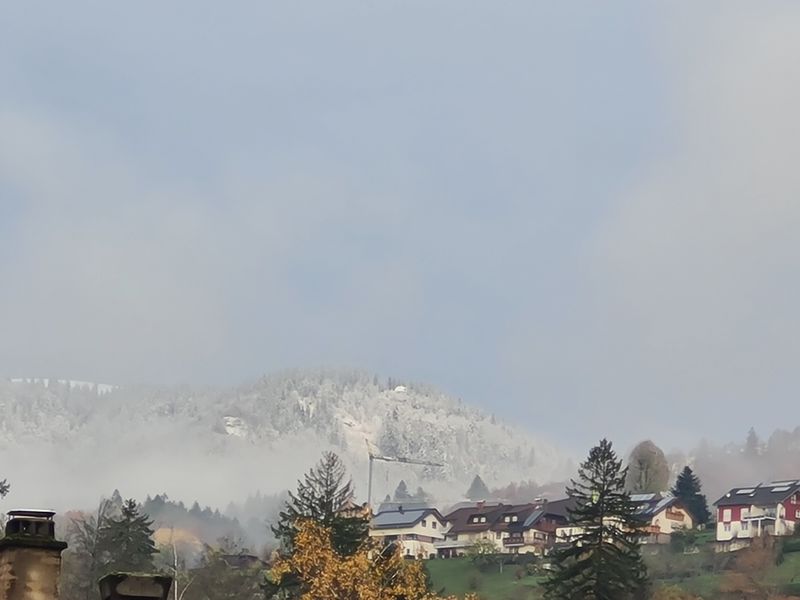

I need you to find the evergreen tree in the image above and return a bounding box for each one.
[394,480,412,502]
[413,486,431,503]
[543,439,649,600]
[625,440,669,493]
[102,499,157,573]
[466,475,490,501]
[745,427,760,457]
[0,478,9,498]
[671,466,711,526]
[273,451,368,557]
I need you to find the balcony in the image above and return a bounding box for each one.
[503,536,525,547]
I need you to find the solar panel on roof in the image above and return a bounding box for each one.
[630,494,655,502]
[736,489,756,494]
[771,486,791,492]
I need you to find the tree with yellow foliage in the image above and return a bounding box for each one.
[266,519,475,600]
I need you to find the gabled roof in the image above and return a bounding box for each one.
[444,500,575,535]
[443,503,510,534]
[371,507,444,529]
[536,497,577,520]
[632,493,681,517]
[377,501,431,514]
[491,504,543,532]
[714,480,800,508]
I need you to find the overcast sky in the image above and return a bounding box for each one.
[1,1,799,453]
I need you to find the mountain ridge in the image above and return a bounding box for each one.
[0,369,571,510]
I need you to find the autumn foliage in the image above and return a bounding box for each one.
[268,519,475,600]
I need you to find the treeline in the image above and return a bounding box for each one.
[143,493,246,545]
[60,492,264,600]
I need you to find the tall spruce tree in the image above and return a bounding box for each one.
[273,451,368,557]
[466,475,490,501]
[543,439,649,600]
[101,499,157,573]
[671,466,711,526]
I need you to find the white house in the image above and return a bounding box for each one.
[714,480,800,548]
[369,507,447,559]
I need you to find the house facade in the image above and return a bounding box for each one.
[434,502,504,557]
[554,493,693,546]
[369,507,447,559]
[435,500,574,557]
[633,493,694,543]
[714,480,800,547]
[502,498,574,555]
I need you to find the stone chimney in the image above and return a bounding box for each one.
[98,574,172,600]
[0,509,68,600]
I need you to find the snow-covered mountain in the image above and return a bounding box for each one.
[0,370,570,510]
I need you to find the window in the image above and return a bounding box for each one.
[432,521,437,529]
[512,515,518,522]
[742,522,749,530]
[421,520,427,528]
[722,509,732,522]
[480,516,487,523]
[504,516,511,523]
[496,532,501,540]
[724,523,731,532]
[796,509,800,519]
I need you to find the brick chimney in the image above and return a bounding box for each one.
[0,509,68,600]
[98,574,172,600]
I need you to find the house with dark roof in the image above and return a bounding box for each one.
[502,498,576,555]
[434,502,507,557]
[713,480,800,548]
[369,506,446,559]
[434,500,575,557]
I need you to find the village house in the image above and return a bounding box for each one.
[433,500,575,557]
[369,506,447,559]
[555,493,693,545]
[433,502,505,557]
[634,493,695,543]
[502,498,575,555]
[714,480,800,550]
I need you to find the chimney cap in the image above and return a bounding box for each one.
[99,573,173,600]
[7,509,56,520]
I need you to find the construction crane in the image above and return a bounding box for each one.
[365,439,444,508]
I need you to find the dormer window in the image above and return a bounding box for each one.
[480,516,487,523]
[512,515,518,522]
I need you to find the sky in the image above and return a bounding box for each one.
[1,1,799,454]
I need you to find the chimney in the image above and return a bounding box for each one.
[0,509,68,600]
[98,574,172,600]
